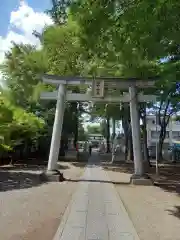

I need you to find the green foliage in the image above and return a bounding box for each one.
[47,0,71,24]
[100,120,107,138]
[86,124,101,134]
[78,123,87,141]
[90,102,122,124]
[43,20,85,76]
[1,43,48,107]
[0,13,89,159]
[71,0,180,61]
[0,94,45,152]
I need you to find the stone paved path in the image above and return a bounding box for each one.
[53,153,140,240]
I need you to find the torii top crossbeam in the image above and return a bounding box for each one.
[42,74,158,89]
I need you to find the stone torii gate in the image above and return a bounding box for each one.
[40,74,157,185]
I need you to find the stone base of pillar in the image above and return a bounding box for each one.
[130,173,153,186]
[40,170,65,182]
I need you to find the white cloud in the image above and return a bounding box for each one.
[0,0,53,64]
[10,1,53,35]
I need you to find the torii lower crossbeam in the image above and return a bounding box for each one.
[41,92,156,102]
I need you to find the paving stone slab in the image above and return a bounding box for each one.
[53,154,140,240]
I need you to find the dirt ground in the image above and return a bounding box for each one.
[104,162,180,240]
[0,162,85,240]
[1,158,180,240]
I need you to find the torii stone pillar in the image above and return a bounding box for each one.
[129,86,143,174]
[41,84,66,181]
[48,84,66,171]
[129,86,152,185]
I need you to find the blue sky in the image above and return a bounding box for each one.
[0,0,53,64]
[0,0,52,36]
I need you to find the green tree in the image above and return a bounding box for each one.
[86,125,101,134]
[69,0,180,161]
[43,20,85,76]
[0,93,45,163]
[1,43,48,108]
[78,123,88,141]
[42,18,90,148]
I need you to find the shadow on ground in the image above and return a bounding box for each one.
[71,162,88,168]
[0,163,70,171]
[166,206,180,220]
[0,170,46,192]
[152,165,180,196]
[66,178,130,185]
[0,163,71,192]
[102,161,180,196]
[102,162,133,174]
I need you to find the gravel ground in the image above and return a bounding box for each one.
[0,162,85,240]
[106,169,180,240]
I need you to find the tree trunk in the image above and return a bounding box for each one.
[112,118,116,140]
[122,118,129,160]
[157,98,171,162]
[111,118,116,163]
[140,104,151,167]
[127,130,134,161]
[158,116,171,162]
[124,131,129,161]
[158,129,165,161]
[73,116,79,148]
[106,116,111,153]
[59,138,65,157]
[122,104,131,161]
[142,124,152,171]
[71,102,79,148]
[143,130,151,167]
